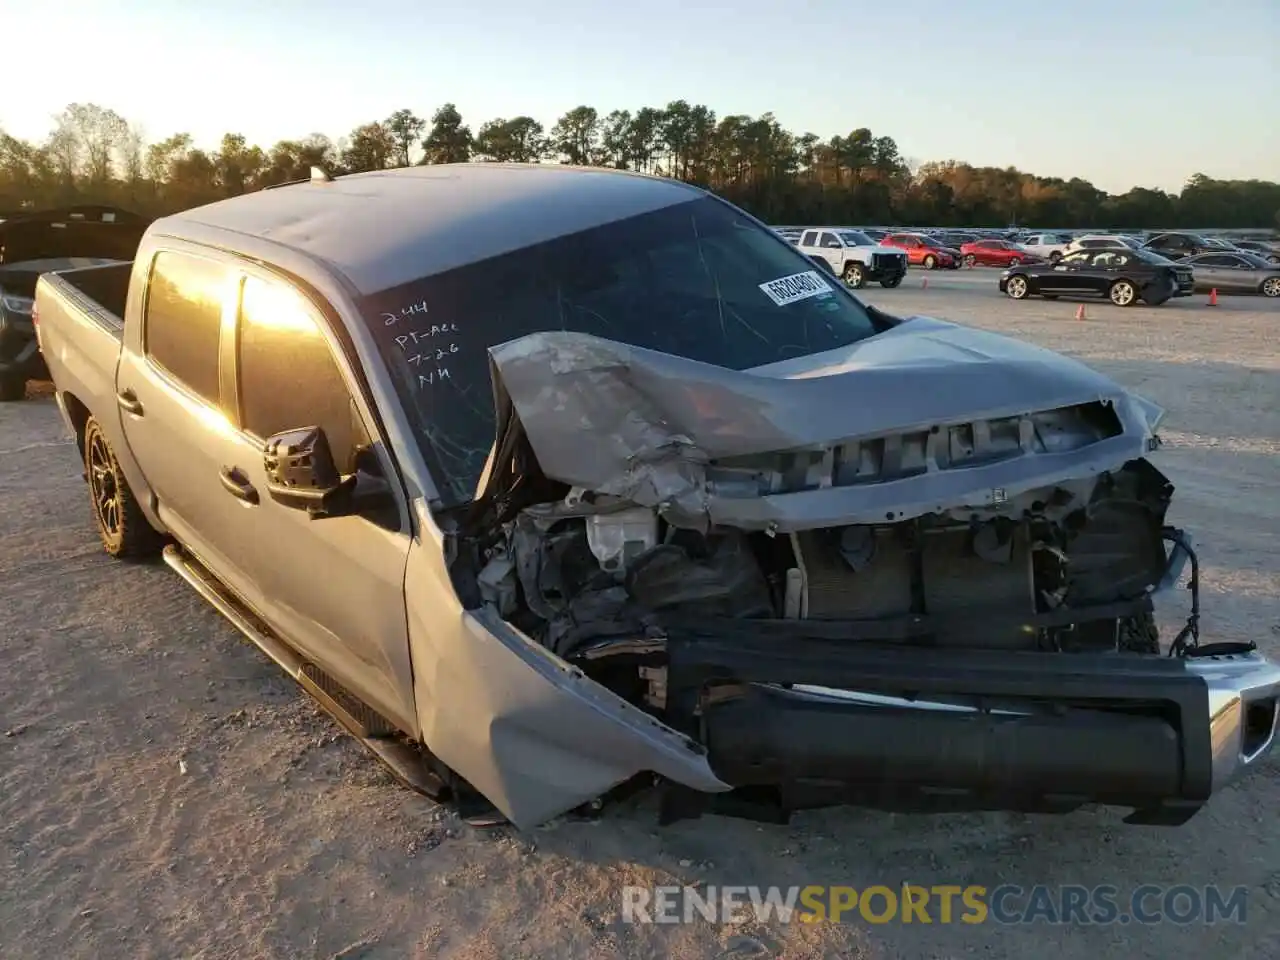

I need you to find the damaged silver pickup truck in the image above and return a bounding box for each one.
[34,163,1280,830]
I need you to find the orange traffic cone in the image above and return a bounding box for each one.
[1208,288,1218,306]
[1075,304,1086,321]
[921,277,928,289]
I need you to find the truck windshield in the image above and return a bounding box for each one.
[356,195,882,505]
[838,231,874,246]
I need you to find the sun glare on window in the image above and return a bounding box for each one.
[242,276,318,333]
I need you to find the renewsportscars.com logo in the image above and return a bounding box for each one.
[621,884,1250,926]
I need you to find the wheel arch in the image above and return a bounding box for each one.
[62,391,92,458]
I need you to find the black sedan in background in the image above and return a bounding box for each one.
[998,248,1194,306]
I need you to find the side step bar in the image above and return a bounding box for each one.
[162,544,451,801]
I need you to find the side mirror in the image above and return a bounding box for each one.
[263,426,395,520]
[807,254,835,275]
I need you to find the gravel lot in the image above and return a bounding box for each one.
[2,276,1278,960]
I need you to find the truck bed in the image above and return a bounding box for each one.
[35,263,133,453]
[41,261,131,329]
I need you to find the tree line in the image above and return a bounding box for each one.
[2,102,1277,231]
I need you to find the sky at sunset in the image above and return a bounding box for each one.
[3,0,1277,193]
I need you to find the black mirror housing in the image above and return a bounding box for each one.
[263,426,397,522]
[263,426,354,514]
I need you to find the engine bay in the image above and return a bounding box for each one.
[458,452,1178,714]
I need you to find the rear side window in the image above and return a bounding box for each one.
[144,252,229,404]
[236,276,363,470]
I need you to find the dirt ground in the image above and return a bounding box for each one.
[3,277,1279,960]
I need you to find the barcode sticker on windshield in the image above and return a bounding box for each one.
[758,270,833,306]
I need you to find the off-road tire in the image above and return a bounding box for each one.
[842,262,866,289]
[83,416,164,559]
[1118,611,1160,654]
[0,372,26,402]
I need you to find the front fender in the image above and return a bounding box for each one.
[404,502,727,828]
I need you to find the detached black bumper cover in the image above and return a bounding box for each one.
[660,631,1280,826]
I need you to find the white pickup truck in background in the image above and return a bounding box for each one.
[796,228,909,288]
[1019,233,1073,262]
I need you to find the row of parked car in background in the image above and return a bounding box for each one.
[771,223,1280,303]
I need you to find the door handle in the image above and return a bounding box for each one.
[219,466,259,505]
[116,389,144,417]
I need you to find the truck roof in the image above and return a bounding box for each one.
[155,163,705,295]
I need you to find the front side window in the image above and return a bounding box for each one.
[144,251,229,404]
[819,232,842,249]
[357,195,883,505]
[237,275,364,471]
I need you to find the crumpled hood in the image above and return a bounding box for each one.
[485,316,1164,531]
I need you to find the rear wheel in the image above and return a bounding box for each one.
[842,262,866,289]
[923,254,937,270]
[83,416,164,560]
[1005,275,1030,299]
[1108,279,1137,306]
[1009,256,1022,266]
[0,372,26,402]
[962,254,976,268]
[1261,277,1280,298]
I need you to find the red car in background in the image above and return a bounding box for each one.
[960,239,1044,268]
[881,232,961,269]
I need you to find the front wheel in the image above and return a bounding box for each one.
[962,254,976,268]
[880,275,903,288]
[1005,275,1030,299]
[842,262,866,289]
[1109,279,1137,306]
[1261,276,1280,298]
[0,372,26,402]
[1049,250,1063,263]
[1008,256,1022,266]
[83,416,164,559]
[922,254,937,270]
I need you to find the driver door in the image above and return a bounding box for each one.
[817,231,845,272]
[1216,255,1255,292]
[1040,250,1091,293]
[221,271,419,735]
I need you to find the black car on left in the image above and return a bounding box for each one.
[0,205,151,400]
[998,247,1194,307]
